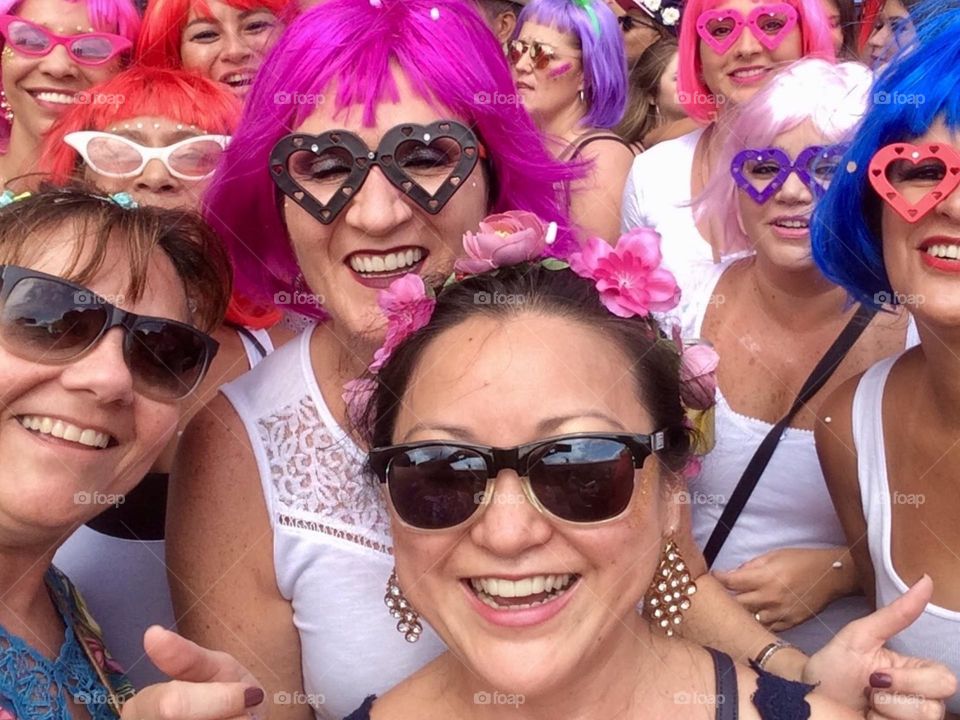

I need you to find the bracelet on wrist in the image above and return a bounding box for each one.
[754,640,796,671]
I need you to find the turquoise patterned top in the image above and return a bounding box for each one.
[0,565,135,718]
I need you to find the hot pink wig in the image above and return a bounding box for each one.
[677,0,835,123]
[693,58,870,256]
[0,0,140,142]
[203,0,580,315]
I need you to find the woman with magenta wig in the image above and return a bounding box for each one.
[509,0,634,242]
[621,0,834,288]
[813,2,960,712]
[136,0,291,99]
[36,64,291,687]
[0,0,138,184]
[168,0,580,716]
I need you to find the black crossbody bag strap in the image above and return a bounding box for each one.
[703,303,877,568]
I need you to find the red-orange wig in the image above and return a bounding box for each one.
[136,0,294,69]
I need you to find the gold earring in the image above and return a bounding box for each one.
[644,539,697,636]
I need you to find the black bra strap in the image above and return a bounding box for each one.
[566,133,636,161]
[707,647,740,720]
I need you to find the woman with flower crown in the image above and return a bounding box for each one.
[340,225,947,720]
[169,1,955,719]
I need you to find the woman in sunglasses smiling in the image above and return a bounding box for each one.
[509,0,635,242]
[342,229,941,720]
[0,0,138,187]
[0,185,275,718]
[39,64,295,687]
[814,5,960,712]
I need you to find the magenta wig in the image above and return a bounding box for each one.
[677,0,835,124]
[204,0,580,313]
[694,58,870,256]
[0,0,140,142]
[515,0,628,128]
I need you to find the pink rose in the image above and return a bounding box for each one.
[370,274,436,372]
[455,211,549,274]
[679,342,719,410]
[568,228,680,318]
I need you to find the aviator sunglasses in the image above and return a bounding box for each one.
[507,39,580,70]
[0,15,131,66]
[369,431,670,531]
[64,132,231,181]
[0,265,219,402]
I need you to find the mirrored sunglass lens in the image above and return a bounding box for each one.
[169,140,225,178]
[531,43,551,69]
[8,21,50,53]
[529,438,636,522]
[508,40,524,64]
[387,446,487,529]
[0,278,105,361]
[69,35,114,62]
[86,136,142,175]
[127,320,207,400]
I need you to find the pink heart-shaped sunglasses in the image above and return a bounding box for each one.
[696,3,799,54]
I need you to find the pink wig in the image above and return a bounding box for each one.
[693,58,871,256]
[677,0,835,124]
[0,0,140,142]
[203,0,580,314]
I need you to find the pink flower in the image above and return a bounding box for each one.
[679,342,719,410]
[455,211,549,274]
[568,228,680,318]
[370,274,436,372]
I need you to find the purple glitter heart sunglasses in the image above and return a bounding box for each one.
[730,145,848,204]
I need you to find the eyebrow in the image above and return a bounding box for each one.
[111,129,202,145]
[398,412,628,445]
[184,8,273,27]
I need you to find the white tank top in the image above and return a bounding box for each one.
[220,327,444,719]
[54,326,275,688]
[680,260,872,654]
[852,355,960,714]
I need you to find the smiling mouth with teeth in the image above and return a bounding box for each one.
[468,573,580,611]
[773,218,809,229]
[348,248,426,277]
[18,416,114,449]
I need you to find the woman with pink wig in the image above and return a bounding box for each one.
[621,0,834,288]
[0,0,138,186]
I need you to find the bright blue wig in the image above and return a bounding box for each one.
[516,0,628,128]
[812,0,960,308]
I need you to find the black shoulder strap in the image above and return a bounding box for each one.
[707,647,740,720]
[566,133,636,161]
[226,321,269,361]
[702,303,877,567]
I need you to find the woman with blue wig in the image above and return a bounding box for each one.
[509,0,634,242]
[813,2,960,713]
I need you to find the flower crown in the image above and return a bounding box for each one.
[344,211,718,469]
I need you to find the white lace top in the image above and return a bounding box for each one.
[220,328,445,719]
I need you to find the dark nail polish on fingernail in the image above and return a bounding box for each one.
[869,672,893,689]
[244,687,265,707]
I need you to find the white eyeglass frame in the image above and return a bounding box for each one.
[63,131,231,181]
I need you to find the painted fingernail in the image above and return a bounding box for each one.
[869,672,893,689]
[244,687,265,707]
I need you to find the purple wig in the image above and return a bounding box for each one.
[203,0,580,312]
[515,0,628,128]
[0,0,140,142]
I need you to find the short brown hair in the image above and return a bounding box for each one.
[0,184,231,333]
